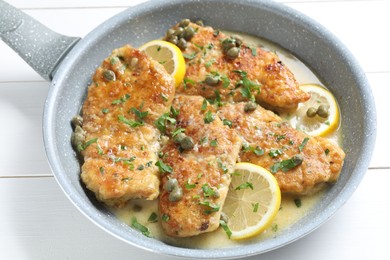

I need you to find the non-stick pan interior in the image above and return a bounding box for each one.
[43,0,376,258]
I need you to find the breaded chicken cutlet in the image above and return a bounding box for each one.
[164,21,310,109]
[158,95,242,237]
[217,102,345,194]
[73,45,175,207]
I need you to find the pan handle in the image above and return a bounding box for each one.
[0,0,80,81]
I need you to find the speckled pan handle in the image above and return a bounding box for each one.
[0,0,80,81]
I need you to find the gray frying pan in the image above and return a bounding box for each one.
[0,0,376,258]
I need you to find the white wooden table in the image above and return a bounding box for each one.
[1,0,389,259]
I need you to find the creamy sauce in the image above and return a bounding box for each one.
[110,31,340,248]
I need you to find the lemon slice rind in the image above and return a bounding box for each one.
[223,162,281,240]
[139,40,185,87]
[289,84,340,137]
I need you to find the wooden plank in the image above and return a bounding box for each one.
[0,82,52,176]
[0,169,388,259]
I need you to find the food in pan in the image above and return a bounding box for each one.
[72,45,175,207]
[71,19,345,246]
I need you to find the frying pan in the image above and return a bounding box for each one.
[0,0,377,258]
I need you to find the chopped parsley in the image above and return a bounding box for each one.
[270,155,303,173]
[269,149,283,158]
[210,139,218,147]
[131,217,151,237]
[234,182,254,191]
[199,201,220,215]
[154,113,176,133]
[202,184,217,197]
[130,106,149,122]
[219,220,232,239]
[222,119,232,128]
[155,160,173,174]
[161,214,170,222]
[118,115,144,127]
[299,137,309,152]
[204,111,215,124]
[252,202,259,212]
[111,93,130,105]
[183,52,197,60]
[294,198,302,208]
[185,179,196,190]
[77,137,98,152]
[147,212,158,223]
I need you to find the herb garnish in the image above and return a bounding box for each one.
[118,115,144,127]
[222,119,232,128]
[112,93,130,105]
[219,220,232,239]
[148,212,158,223]
[155,160,173,174]
[235,182,254,191]
[131,217,151,237]
[294,198,302,208]
[270,155,303,173]
[77,137,98,152]
[154,113,176,133]
[204,111,215,124]
[298,137,309,152]
[199,201,220,215]
[202,184,217,197]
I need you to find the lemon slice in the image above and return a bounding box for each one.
[222,162,281,240]
[139,40,186,87]
[288,84,340,137]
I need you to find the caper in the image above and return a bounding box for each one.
[132,204,142,212]
[221,40,235,53]
[195,20,204,26]
[71,115,83,128]
[168,186,183,202]
[220,212,229,223]
[205,75,220,86]
[173,132,186,144]
[173,27,184,36]
[177,38,188,49]
[164,178,179,192]
[232,35,243,47]
[292,154,304,166]
[180,136,194,150]
[71,125,86,149]
[317,105,329,118]
[226,47,240,59]
[182,26,195,41]
[306,107,317,118]
[179,18,191,28]
[166,28,175,37]
[167,35,179,45]
[244,101,257,112]
[103,70,116,81]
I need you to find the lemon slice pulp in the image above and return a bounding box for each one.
[139,40,186,87]
[222,162,281,240]
[288,84,340,137]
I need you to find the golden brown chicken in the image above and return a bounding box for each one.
[76,45,175,207]
[158,95,242,237]
[217,102,345,194]
[164,21,310,109]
